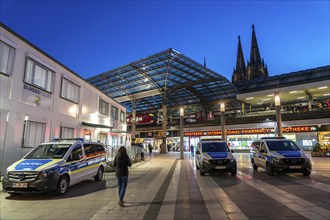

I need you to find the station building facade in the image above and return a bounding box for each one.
[0,23,129,174]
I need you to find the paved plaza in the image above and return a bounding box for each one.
[0,152,329,220]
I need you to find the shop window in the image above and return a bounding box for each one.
[61,78,80,103]
[111,106,118,120]
[120,111,125,122]
[99,99,109,116]
[24,58,54,92]
[24,121,46,148]
[61,126,74,138]
[0,40,15,76]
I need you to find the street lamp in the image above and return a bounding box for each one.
[180,107,184,159]
[22,115,29,147]
[274,93,283,137]
[220,103,226,142]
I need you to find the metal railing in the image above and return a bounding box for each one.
[105,145,146,172]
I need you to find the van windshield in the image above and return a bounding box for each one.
[202,142,229,152]
[266,140,300,151]
[24,144,72,159]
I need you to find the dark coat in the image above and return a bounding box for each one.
[113,152,132,177]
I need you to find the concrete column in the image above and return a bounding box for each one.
[180,108,184,160]
[161,104,167,154]
[275,93,283,137]
[132,104,136,144]
[220,103,227,142]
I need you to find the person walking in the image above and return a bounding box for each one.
[148,143,153,155]
[190,144,194,156]
[113,146,132,207]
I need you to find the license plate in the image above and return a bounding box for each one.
[215,166,226,169]
[12,183,28,188]
[289,166,301,169]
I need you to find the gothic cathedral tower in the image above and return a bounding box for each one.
[232,25,268,84]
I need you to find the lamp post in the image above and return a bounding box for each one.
[275,93,283,137]
[180,107,184,160]
[220,103,227,142]
[22,115,29,147]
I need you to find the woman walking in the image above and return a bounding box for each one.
[113,146,132,206]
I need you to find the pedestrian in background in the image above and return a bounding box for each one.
[148,143,153,155]
[113,146,132,207]
[190,144,194,156]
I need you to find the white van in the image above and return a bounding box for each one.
[2,138,106,195]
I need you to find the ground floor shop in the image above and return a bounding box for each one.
[136,125,329,151]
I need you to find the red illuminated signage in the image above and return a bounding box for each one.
[184,126,317,136]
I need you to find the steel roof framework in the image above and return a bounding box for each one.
[88,48,238,113]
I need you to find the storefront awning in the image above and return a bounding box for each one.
[82,122,112,129]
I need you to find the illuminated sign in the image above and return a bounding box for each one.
[184,126,317,136]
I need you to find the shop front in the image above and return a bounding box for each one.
[184,125,325,151]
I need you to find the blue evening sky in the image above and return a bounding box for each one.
[1,1,329,81]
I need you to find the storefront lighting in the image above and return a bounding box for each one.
[323,93,330,96]
[318,86,327,90]
[289,91,298,94]
[267,94,274,97]
[297,97,305,99]
[246,97,254,100]
[262,98,271,101]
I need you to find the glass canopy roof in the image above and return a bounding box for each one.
[87,48,238,113]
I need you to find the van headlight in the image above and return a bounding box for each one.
[272,157,280,164]
[40,169,55,179]
[202,158,211,165]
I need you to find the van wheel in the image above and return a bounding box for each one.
[231,169,237,176]
[56,175,69,195]
[302,169,311,176]
[94,166,104,181]
[266,163,274,176]
[252,160,258,170]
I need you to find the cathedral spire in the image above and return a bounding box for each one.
[247,24,268,80]
[232,35,247,83]
[250,24,261,65]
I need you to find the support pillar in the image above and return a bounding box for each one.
[132,103,136,144]
[275,93,283,137]
[161,104,167,154]
[220,103,227,142]
[180,108,184,160]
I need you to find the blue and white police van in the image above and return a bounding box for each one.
[250,137,312,176]
[195,139,237,176]
[2,138,106,195]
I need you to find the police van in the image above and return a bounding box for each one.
[2,138,106,195]
[195,139,237,176]
[250,137,312,176]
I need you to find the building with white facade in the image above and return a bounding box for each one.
[0,23,129,175]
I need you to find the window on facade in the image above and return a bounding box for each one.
[61,78,80,103]
[111,106,118,120]
[99,99,109,116]
[61,126,74,138]
[0,40,15,75]
[25,58,53,92]
[24,121,46,148]
[120,111,125,122]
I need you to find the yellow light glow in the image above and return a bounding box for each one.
[318,86,328,90]
[289,91,298,94]
[246,97,254,100]
[180,108,184,116]
[220,103,225,112]
[275,95,281,106]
